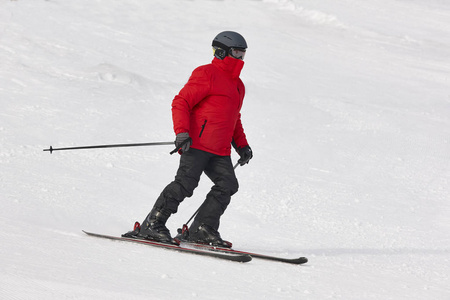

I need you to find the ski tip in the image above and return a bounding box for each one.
[241,255,252,263]
[294,257,308,264]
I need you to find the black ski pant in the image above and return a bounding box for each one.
[153,148,239,231]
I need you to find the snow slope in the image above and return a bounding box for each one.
[1,0,449,299]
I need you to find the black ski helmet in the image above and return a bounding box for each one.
[212,31,247,60]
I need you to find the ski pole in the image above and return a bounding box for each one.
[43,141,174,154]
[169,137,192,155]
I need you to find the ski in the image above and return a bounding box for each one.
[82,231,252,263]
[178,241,308,265]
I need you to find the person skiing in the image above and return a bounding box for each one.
[125,31,252,247]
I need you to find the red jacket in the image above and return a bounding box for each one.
[172,57,248,156]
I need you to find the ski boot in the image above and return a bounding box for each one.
[123,208,176,245]
[184,223,232,248]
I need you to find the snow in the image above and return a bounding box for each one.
[1,0,450,299]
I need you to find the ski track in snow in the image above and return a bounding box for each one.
[1,0,450,299]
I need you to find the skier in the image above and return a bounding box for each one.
[126,31,252,247]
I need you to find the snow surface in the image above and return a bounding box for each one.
[1,0,450,299]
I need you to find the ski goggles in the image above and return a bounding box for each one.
[229,48,246,60]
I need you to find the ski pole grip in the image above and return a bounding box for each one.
[170,137,192,155]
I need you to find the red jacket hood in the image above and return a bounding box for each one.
[212,56,245,79]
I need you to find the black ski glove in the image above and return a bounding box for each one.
[175,132,192,153]
[237,145,253,166]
